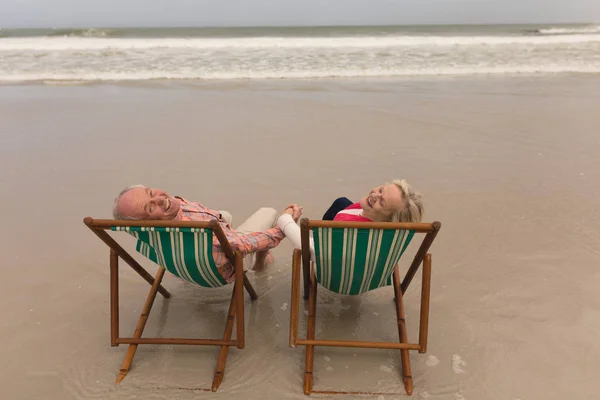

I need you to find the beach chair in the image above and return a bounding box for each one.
[289,219,441,396]
[83,217,258,392]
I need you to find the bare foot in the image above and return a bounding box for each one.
[266,251,274,264]
[251,250,274,272]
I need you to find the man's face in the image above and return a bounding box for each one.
[117,187,181,220]
[359,183,404,222]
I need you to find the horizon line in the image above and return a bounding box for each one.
[1,21,598,30]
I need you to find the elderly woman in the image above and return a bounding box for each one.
[278,179,424,260]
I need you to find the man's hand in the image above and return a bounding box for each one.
[284,204,303,222]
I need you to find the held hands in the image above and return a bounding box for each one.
[283,203,303,222]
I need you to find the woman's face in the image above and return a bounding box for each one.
[359,183,404,222]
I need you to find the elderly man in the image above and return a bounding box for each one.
[112,184,302,282]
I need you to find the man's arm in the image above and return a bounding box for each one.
[225,205,302,255]
[228,227,286,255]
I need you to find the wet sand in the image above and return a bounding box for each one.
[1,76,599,400]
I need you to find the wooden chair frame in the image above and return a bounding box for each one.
[83,217,258,392]
[289,219,441,396]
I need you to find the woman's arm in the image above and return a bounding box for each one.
[277,213,315,261]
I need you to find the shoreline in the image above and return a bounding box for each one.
[2,70,600,87]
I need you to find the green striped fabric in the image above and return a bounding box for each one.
[112,226,227,288]
[312,227,414,295]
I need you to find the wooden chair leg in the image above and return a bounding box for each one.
[86,226,170,298]
[243,273,258,300]
[212,290,237,392]
[234,253,245,350]
[290,250,301,348]
[110,250,119,347]
[401,226,440,295]
[302,259,310,300]
[115,267,166,384]
[393,264,400,303]
[300,220,311,300]
[419,253,432,354]
[304,266,317,395]
[393,268,413,396]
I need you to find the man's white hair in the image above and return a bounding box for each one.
[112,184,147,220]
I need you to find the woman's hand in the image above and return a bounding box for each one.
[283,204,303,222]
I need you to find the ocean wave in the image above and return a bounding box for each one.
[2,33,600,51]
[3,27,599,83]
[46,28,113,38]
[2,65,599,83]
[531,26,600,35]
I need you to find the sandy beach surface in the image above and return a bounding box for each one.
[1,75,599,400]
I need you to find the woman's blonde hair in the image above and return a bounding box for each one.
[389,179,424,223]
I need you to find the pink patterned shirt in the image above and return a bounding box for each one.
[176,198,284,282]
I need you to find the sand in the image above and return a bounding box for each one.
[1,75,599,400]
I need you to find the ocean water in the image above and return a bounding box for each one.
[1,24,599,83]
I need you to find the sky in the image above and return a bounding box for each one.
[1,0,599,28]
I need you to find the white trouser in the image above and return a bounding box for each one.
[219,207,278,269]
